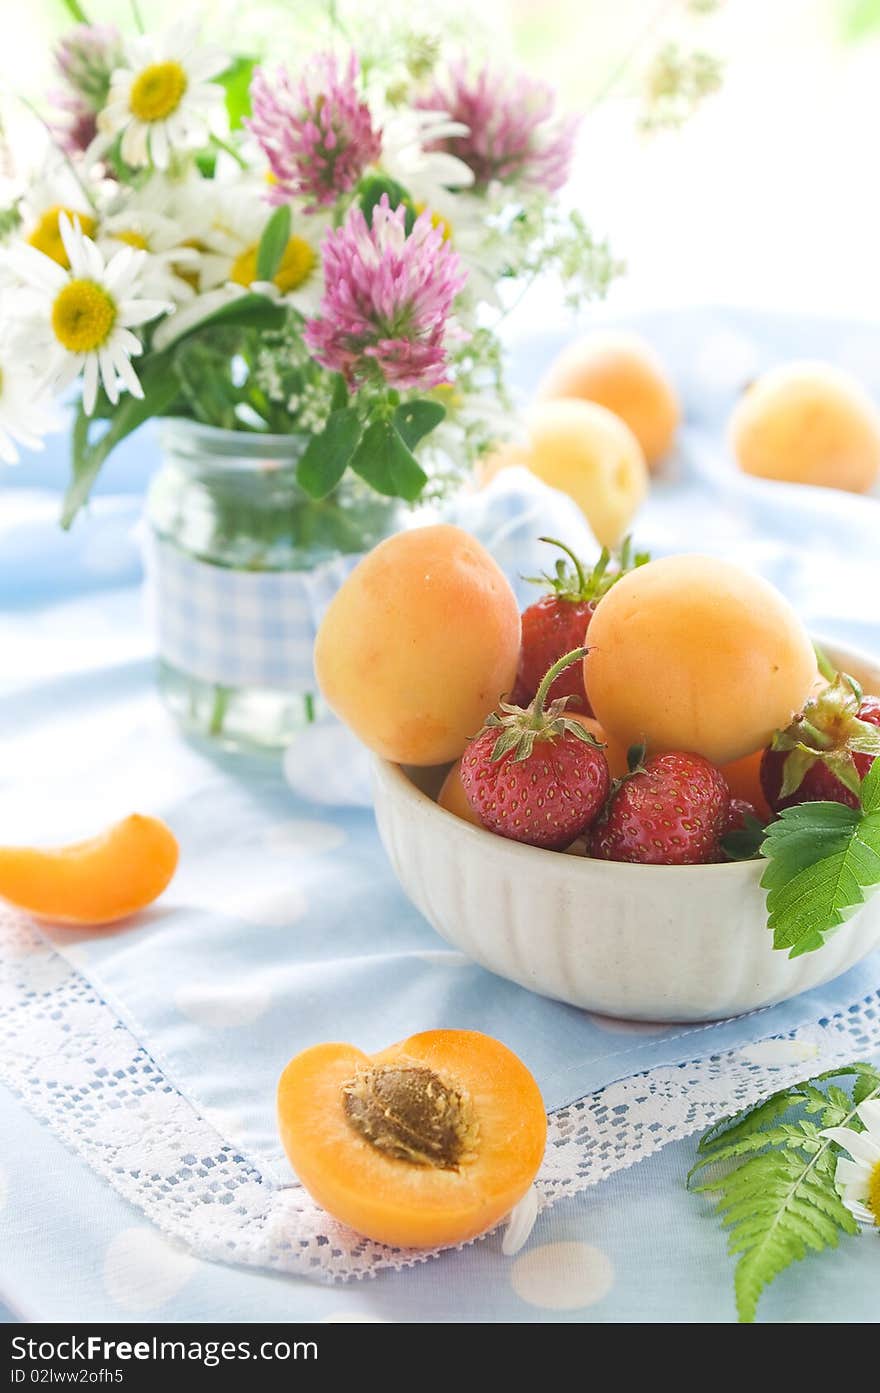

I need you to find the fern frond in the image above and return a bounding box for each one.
[692,1065,879,1322]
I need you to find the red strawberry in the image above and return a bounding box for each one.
[461,647,611,851]
[517,536,649,712]
[760,675,880,813]
[726,798,759,833]
[591,752,730,865]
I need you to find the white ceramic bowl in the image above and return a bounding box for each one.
[373,641,880,1022]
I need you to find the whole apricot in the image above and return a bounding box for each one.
[437,760,484,826]
[569,714,629,780]
[730,361,880,493]
[584,555,817,765]
[537,331,680,469]
[719,749,771,821]
[509,400,649,549]
[278,1030,546,1249]
[314,524,520,765]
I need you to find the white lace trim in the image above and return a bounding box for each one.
[1,907,878,1282]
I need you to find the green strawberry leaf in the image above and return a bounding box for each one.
[759,790,880,957]
[721,812,766,861]
[860,754,880,813]
[297,408,363,499]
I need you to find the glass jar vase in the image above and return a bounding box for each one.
[145,418,402,751]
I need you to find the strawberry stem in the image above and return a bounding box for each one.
[812,642,837,685]
[537,536,590,594]
[529,646,590,728]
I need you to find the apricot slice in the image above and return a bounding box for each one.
[0,814,179,925]
[438,760,484,826]
[278,1029,546,1249]
[314,524,521,765]
[730,361,880,493]
[537,331,680,469]
[584,555,817,765]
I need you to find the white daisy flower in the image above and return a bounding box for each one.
[380,107,475,201]
[97,20,228,171]
[413,186,505,308]
[197,187,328,314]
[100,188,200,305]
[823,1097,880,1228]
[151,188,328,354]
[18,158,101,270]
[0,331,61,464]
[4,215,171,415]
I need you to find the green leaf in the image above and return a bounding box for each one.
[218,56,257,129]
[692,1068,876,1323]
[297,408,362,500]
[154,292,287,352]
[393,399,446,451]
[330,374,349,413]
[839,0,880,42]
[256,205,291,283]
[350,417,428,501]
[721,812,765,862]
[63,358,182,527]
[860,756,880,814]
[761,801,880,957]
[357,174,415,232]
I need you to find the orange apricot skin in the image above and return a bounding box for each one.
[314,525,521,765]
[584,555,817,766]
[730,361,880,494]
[278,1030,547,1250]
[537,332,680,469]
[438,760,484,826]
[569,714,629,780]
[719,749,771,821]
[0,814,179,926]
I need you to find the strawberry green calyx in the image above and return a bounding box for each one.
[525,535,649,605]
[482,646,602,764]
[771,671,880,799]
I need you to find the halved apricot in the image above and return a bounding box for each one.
[0,814,179,926]
[278,1029,547,1249]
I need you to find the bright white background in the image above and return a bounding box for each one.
[2,0,878,322]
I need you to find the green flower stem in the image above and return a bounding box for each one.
[529,646,590,727]
[208,684,232,737]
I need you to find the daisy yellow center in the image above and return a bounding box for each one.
[416,202,453,242]
[51,280,117,354]
[230,236,316,294]
[129,61,188,123]
[28,207,97,268]
[114,228,149,250]
[869,1158,880,1225]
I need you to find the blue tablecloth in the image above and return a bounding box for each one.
[1,307,879,1322]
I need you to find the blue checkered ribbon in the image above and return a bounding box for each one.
[143,535,361,689]
[143,476,593,693]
